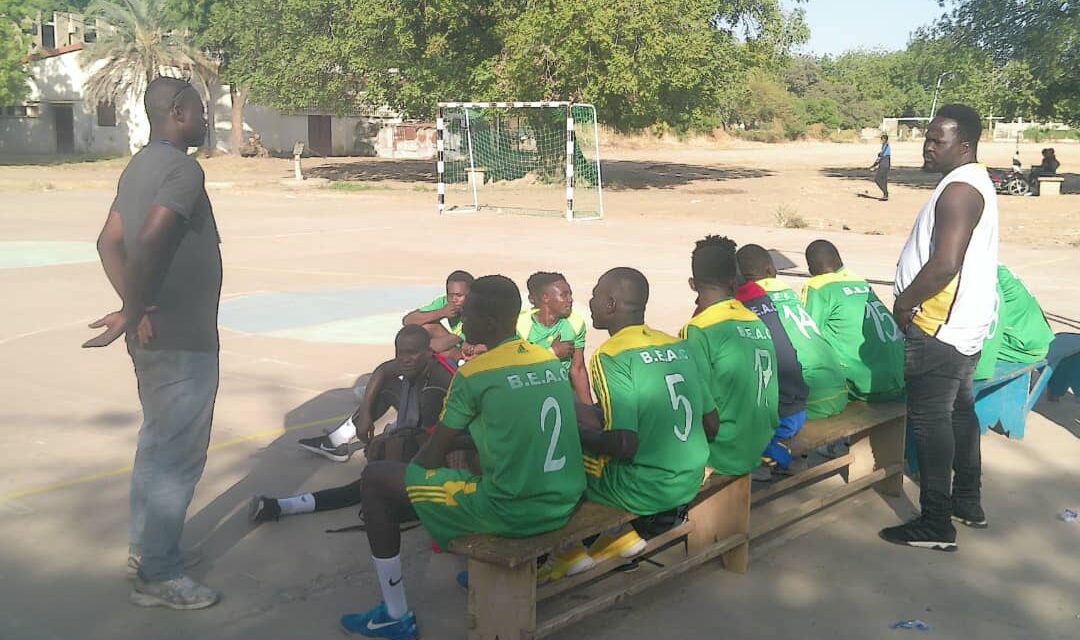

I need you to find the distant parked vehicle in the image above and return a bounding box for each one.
[988,167,1030,196]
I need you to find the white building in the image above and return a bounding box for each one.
[0,13,438,159]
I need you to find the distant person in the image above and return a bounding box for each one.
[402,271,483,359]
[802,240,905,402]
[518,272,592,403]
[974,265,1053,381]
[870,133,891,201]
[1029,148,1060,195]
[1011,149,1022,173]
[885,103,998,552]
[82,77,221,609]
[340,275,585,639]
[292,325,455,462]
[736,244,848,420]
[682,236,779,477]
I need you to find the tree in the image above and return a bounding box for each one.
[0,18,28,106]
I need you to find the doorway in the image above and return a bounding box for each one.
[54,104,74,154]
[307,115,332,156]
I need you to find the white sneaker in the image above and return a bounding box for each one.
[130,575,220,610]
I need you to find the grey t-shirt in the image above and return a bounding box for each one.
[112,142,222,351]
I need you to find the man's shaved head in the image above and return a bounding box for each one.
[144,77,192,125]
[735,244,777,281]
[143,76,207,147]
[590,267,648,331]
[395,324,431,351]
[805,239,843,276]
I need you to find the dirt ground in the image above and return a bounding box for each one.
[1,140,1079,640]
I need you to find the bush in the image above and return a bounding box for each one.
[775,204,807,229]
[1022,128,1080,142]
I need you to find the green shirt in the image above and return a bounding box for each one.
[418,295,464,336]
[975,265,1054,379]
[516,308,588,375]
[586,325,713,516]
[759,277,849,419]
[440,337,586,530]
[801,267,905,402]
[681,299,779,476]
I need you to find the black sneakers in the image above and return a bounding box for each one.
[297,435,351,462]
[249,496,282,523]
[879,517,957,552]
[952,502,989,529]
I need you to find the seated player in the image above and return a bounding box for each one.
[803,239,905,402]
[736,244,848,419]
[339,275,586,639]
[402,270,481,358]
[733,245,808,474]
[682,235,780,477]
[543,268,717,582]
[974,264,1054,380]
[293,325,455,462]
[518,272,592,403]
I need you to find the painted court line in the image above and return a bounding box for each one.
[0,412,349,502]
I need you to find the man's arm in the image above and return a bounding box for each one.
[97,209,126,299]
[430,332,464,353]
[893,182,984,331]
[569,349,592,404]
[355,361,397,441]
[403,305,453,327]
[413,423,461,469]
[578,424,638,461]
[702,409,719,442]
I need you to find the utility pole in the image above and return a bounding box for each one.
[930,71,954,119]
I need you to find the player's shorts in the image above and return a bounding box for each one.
[405,464,492,549]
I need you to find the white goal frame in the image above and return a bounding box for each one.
[435,101,604,221]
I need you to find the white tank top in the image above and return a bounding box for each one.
[895,162,999,355]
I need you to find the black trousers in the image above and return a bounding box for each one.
[874,160,890,198]
[904,324,981,523]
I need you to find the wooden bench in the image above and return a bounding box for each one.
[448,472,750,639]
[751,400,907,540]
[1036,175,1064,197]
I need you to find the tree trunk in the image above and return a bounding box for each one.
[230,83,247,154]
[202,81,216,157]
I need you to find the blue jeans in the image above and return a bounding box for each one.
[128,346,218,581]
[763,410,807,469]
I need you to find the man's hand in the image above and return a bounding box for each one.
[441,301,462,318]
[461,342,487,360]
[892,300,914,334]
[550,338,573,359]
[82,311,126,348]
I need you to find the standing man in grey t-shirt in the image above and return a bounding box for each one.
[83,77,222,609]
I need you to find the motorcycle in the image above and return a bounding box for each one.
[987,167,1030,196]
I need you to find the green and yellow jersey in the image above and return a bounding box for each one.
[586,325,712,516]
[517,308,588,374]
[681,299,779,476]
[758,277,849,419]
[418,295,464,336]
[417,337,586,539]
[975,265,1054,379]
[801,267,904,402]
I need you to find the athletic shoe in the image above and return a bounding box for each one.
[879,517,957,552]
[750,464,774,483]
[249,495,282,523]
[126,551,202,580]
[130,575,220,610]
[537,542,595,584]
[952,502,988,529]
[297,435,350,462]
[816,440,849,459]
[340,602,418,639]
[588,528,647,564]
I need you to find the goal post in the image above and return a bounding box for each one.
[436,101,604,221]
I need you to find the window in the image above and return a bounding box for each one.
[83,28,97,43]
[96,102,116,127]
[42,24,56,49]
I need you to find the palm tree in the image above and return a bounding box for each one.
[80,0,217,145]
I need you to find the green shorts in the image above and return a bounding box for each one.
[405,464,491,549]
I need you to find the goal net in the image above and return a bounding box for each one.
[436,101,604,221]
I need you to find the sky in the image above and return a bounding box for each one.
[787,0,949,57]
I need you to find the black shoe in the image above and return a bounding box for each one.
[879,517,957,552]
[297,435,351,462]
[952,502,988,529]
[249,496,281,523]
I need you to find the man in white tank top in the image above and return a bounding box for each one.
[882,104,999,552]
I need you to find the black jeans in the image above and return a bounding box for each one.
[874,159,890,198]
[904,324,981,523]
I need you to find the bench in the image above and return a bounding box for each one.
[1036,175,1064,197]
[972,332,1080,439]
[750,400,907,540]
[448,472,750,639]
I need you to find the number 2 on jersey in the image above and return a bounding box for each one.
[665,374,693,442]
[539,397,566,473]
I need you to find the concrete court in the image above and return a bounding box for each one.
[1,185,1079,640]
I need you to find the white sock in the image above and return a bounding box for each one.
[373,555,408,619]
[328,417,357,446]
[278,493,316,516]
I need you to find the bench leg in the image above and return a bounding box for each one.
[686,475,750,573]
[847,416,905,497]
[466,558,537,640]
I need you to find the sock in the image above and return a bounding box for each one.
[278,493,316,516]
[328,418,357,447]
[373,555,408,619]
